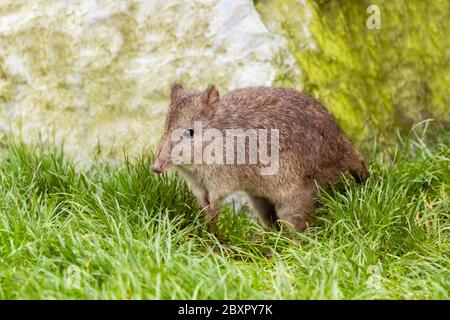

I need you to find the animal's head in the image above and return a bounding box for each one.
[152,83,220,174]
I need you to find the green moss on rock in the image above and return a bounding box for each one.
[256,0,450,144]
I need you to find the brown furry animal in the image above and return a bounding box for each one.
[153,84,369,232]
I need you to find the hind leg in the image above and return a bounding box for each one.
[275,188,316,232]
[248,195,277,228]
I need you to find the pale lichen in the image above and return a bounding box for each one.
[0,0,289,163]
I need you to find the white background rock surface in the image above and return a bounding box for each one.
[0,0,293,163]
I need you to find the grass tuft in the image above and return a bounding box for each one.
[0,125,448,299]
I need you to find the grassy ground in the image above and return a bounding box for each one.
[0,125,448,299]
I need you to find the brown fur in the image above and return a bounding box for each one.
[153,84,369,232]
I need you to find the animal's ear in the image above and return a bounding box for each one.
[171,83,184,101]
[201,85,220,105]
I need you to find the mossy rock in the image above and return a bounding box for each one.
[256,0,450,146]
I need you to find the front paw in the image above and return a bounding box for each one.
[197,195,210,210]
[204,210,218,224]
[203,201,220,224]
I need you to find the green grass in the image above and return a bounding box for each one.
[0,125,448,299]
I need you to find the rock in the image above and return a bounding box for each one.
[3,0,445,165]
[0,0,296,163]
[256,0,450,144]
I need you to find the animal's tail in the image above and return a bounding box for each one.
[348,150,370,183]
[350,163,369,183]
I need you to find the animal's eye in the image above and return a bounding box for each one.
[183,129,194,137]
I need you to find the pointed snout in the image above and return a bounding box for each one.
[152,158,168,174]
